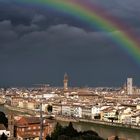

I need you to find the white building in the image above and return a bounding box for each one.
[136,104,140,109]
[71,106,82,118]
[127,78,133,95]
[52,104,62,115]
[91,106,101,119]
[43,93,57,100]
[131,115,140,125]
[119,108,132,124]
[62,105,71,116]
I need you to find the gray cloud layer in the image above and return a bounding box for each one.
[0,0,140,86]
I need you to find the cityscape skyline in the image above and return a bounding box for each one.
[0,74,137,89]
[0,0,140,87]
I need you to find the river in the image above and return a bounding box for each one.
[0,105,139,140]
[58,121,140,140]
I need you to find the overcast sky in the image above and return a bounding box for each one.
[0,0,140,87]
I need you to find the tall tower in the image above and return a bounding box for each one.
[127,78,133,95]
[63,73,68,91]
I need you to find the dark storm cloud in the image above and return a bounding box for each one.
[94,0,140,14]
[0,1,32,25]
[0,20,138,86]
[0,0,91,30]
[0,0,140,29]
[94,0,140,27]
[0,21,113,59]
[0,0,140,86]
[0,20,17,50]
[0,0,140,35]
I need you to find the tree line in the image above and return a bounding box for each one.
[46,122,105,140]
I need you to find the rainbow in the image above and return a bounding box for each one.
[17,0,140,65]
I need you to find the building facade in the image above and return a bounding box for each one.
[14,117,54,140]
[127,78,133,95]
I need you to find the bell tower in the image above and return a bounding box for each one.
[63,73,68,91]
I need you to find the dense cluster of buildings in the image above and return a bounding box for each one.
[0,74,140,139]
[0,114,54,140]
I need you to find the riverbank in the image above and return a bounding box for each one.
[58,121,139,140]
[1,105,139,140]
[79,118,140,131]
[4,104,36,115]
[3,105,140,131]
[55,116,79,122]
[55,116,140,131]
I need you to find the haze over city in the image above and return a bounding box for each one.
[0,0,140,87]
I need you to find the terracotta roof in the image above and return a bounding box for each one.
[24,117,40,124]
[16,116,54,126]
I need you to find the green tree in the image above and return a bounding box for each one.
[51,122,63,140]
[0,112,8,128]
[115,136,119,140]
[94,114,101,120]
[63,122,78,137]
[115,110,119,120]
[46,135,52,140]
[81,130,98,137]
[47,105,53,113]
[58,135,71,140]
[46,122,105,140]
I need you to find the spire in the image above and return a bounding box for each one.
[64,73,68,81]
[63,73,68,91]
